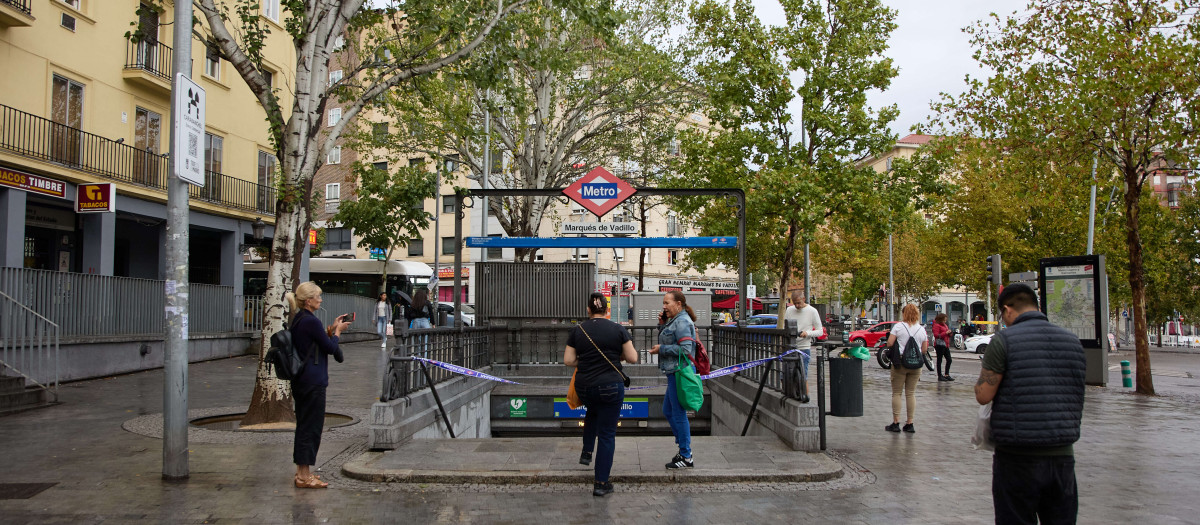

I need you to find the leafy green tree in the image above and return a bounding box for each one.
[178,0,591,425]
[330,158,437,290]
[676,0,943,304]
[928,0,1200,394]
[364,0,694,262]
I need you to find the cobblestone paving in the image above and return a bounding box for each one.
[0,341,1197,524]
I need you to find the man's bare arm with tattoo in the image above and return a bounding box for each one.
[976,368,1003,405]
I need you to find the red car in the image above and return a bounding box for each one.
[848,321,897,347]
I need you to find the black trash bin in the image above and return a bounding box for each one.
[828,356,863,417]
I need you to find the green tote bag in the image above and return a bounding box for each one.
[675,353,704,411]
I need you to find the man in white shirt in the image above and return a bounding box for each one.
[782,290,823,378]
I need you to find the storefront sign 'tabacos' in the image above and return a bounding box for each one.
[0,167,66,198]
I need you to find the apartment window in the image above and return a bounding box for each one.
[261,70,273,90]
[668,139,680,156]
[204,42,221,79]
[613,248,625,262]
[257,151,276,212]
[329,69,343,87]
[442,236,456,256]
[60,0,80,9]
[327,146,341,164]
[409,156,426,168]
[571,203,586,215]
[328,107,341,127]
[667,249,679,266]
[132,107,162,185]
[372,161,387,172]
[487,234,502,260]
[885,156,894,171]
[373,123,388,141]
[575,250,589,261]
[51,75,84,164]
[642,249,651,264]
[324,183,340,214]
[1167,183,1181,207]
[262,0,280,22]
[407,238,423,257]
[666,214,678,237]
[442,195,455,214]
[334,35,345,50]
[534,249,544,262]
[203,133,223,174]
[324,227,352,250]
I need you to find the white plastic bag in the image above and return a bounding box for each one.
[972,402,994,451]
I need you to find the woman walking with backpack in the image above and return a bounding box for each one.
[286,282,350,488]
[564,292,639,496]
[885,303,928,434]
[650,291,697,469]
[931,313,954,381]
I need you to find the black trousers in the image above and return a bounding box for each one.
[935,345,952,376]
[292,381,327,466]
[992,451,1078,525]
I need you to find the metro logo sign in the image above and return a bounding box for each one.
[563,167,636,218]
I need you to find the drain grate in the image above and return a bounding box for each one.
[0,483,56,500]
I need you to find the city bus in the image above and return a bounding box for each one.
[243,257,433,299]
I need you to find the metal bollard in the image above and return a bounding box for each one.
[1121,360,1132,387]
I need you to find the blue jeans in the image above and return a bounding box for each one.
[376,316,387,338]
[663,372,692,458]
[797,348,811,378]
[579,382,624,483]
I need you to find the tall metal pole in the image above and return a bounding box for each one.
[433,164,441,310]
[163,0,192,480]
[738,192,747,321]
[614,248,622,322]
[1087,155,1098,255]
[887,234,895,322]
[803,243,811,301]
[480,90,490,263]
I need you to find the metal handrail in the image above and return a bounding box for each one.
[0,291,59,402]
[124,38,173,80]
[0,0,31,16]
[0,104,277,214]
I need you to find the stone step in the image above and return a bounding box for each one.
[0,388,46,412]
[0,375,26,395]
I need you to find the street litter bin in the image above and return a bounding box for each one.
[828,355,863,417]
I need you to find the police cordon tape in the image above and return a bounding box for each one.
[410,349,807,390]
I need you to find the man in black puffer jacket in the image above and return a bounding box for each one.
[975,283,1086,525]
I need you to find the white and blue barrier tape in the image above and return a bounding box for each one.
[409,349,808,389]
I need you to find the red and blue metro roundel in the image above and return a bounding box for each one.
[563,166,637,218]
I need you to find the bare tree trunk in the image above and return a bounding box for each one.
[777,219,799,304]
[1124,173,1155,395]
[638,205,648,291]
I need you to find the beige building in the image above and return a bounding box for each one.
[0,0,293,291]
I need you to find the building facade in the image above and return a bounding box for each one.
[0,0,293,292]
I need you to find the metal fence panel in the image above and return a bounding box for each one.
[0,290,59,397]
[475,262,594,322]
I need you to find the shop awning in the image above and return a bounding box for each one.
[711,294,763,310]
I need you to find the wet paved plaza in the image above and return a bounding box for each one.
[0,340,1198,524]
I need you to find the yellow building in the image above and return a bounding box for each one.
[0,0,293,289]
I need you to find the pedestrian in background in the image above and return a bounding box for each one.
[885,303,927,433]
[976,283,1086,524]
[932,313,954,381]
[564,292,638,497]
[375,292,389,339]
[650,291,697,469]
[406,289,435,329]
[285,282,349,489]
[781,290,823,381]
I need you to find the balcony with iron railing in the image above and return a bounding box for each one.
[123,38,175,91]
[0,0,34,27]
[0,104,276,215]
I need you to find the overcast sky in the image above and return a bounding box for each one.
[750,0,1029,137]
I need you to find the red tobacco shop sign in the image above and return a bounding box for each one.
[0,167,66,198]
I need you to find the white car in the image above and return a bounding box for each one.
[965,334,993,354]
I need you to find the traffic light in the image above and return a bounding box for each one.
[986,254,1003,286]
[621,277,630,291]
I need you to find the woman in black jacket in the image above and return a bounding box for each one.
[405,289,435,329]
[286,282,350,489]
[564,292,638,497]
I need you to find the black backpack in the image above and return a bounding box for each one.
[265,321,314,381]
[898,325,924,369]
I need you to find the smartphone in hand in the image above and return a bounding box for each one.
[342,312,355,323]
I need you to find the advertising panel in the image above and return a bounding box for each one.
[0,167,66,198]
[75,183,115,213]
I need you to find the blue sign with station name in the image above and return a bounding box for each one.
[553,397,649,418]
[580,183,618,199]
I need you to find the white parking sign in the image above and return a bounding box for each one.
[173,73,205,186]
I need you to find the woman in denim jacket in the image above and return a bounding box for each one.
[650,290,697,469]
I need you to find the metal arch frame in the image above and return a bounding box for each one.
[451,187,748,326]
